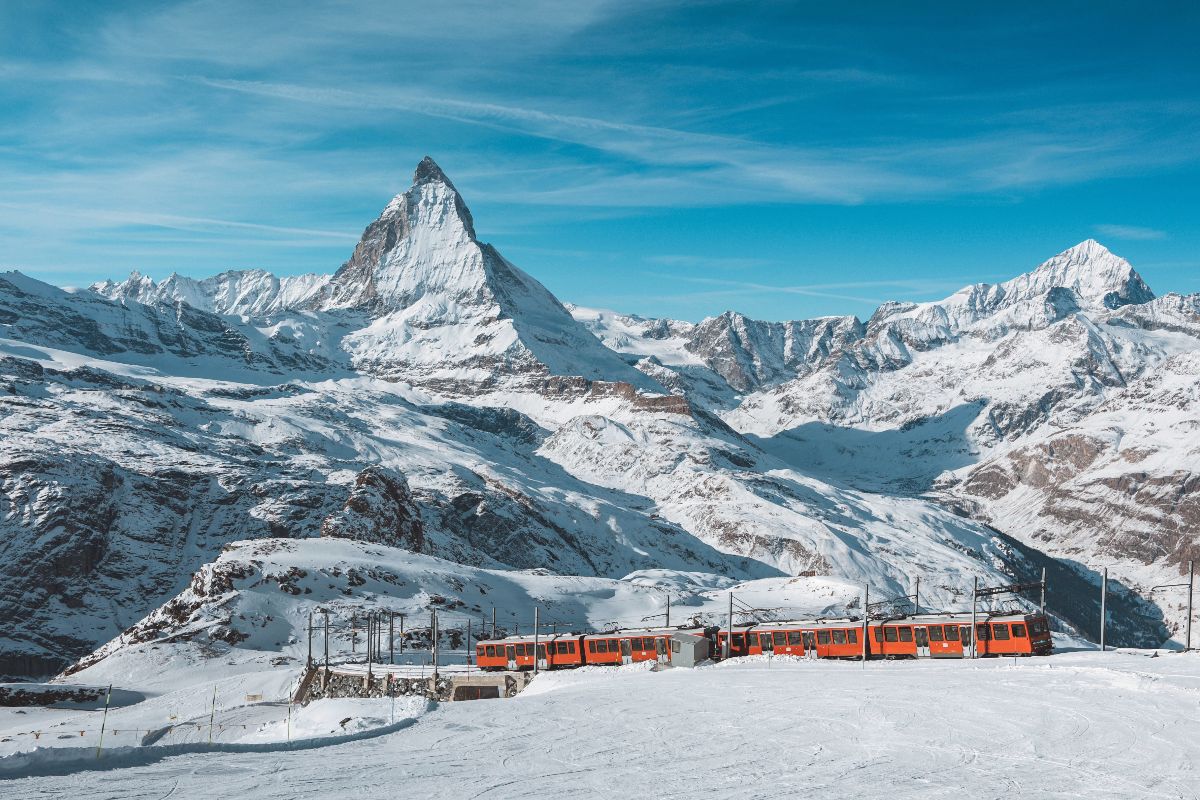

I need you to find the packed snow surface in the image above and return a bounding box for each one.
[3,648,1197,797]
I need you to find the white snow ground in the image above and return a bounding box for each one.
[3,646,1198,798]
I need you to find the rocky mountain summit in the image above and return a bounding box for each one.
[1,158,1195,678]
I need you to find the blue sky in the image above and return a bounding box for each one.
[2,1,1198,321]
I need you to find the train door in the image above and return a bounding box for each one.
[656,637,669,664]
[802,631,817,659]
[536,643,548,670]
[620,638,632,665]
[914,627,930,658]
[760,632,774,655]
[505,645,517,671]
[960,626,973,658]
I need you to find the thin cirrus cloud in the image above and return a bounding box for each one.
[1093,224,1168,241]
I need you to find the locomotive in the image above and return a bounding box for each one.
[474,611,1053,671]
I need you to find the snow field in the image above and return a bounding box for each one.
[5,648,1198,797]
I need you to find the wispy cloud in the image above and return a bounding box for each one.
[1094,224,1168,241]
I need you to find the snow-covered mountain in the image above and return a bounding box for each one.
[1,158,1191,680]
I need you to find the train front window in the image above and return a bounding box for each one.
[1012,624,1027,638]
[1030,620,1047,635]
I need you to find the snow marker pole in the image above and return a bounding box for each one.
[399,614,405,656]
[208,685,217,745]
[95,684,112,759]
[286,699,291,745]
[389,612,395,665]
[1099,567,1107,652]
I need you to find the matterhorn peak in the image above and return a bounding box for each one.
[413,155,455,189]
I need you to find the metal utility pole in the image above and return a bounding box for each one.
[323,610,330,670]
[351,611,357,654]
[1100,567,1108,652]
[1188,561,1195,653]
[366,614,373,685]
[862,584,869,667]
[971,577,978,659]
[533,606,541,675]
[399,614,405,655]
[431,610,439,679]
[665,594,671,628]
[389,613,395,665]
[1040,567,1047,614]
[467,621,473,665]
[492,607,497,639]
[725,592,733,659]
[307,611,313,668]
[914,577,920,615]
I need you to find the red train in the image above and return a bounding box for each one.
[474,612,1052,671]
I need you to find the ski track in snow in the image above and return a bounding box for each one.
[5,650,1198,799]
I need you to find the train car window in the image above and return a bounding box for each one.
[671,640,680,653]
[626,638,638,650]
[788,631,802,645]
[569,641,577,653]
[587,641,595,653]
[899,627,913,642]
[1012,624,1027,638]
[873,629,883,643]
[773,632,787,646]
[928,627,944,642]
[487,645,497,657]
[884,627,898,642]
[976,625,990,640]
[817,631,831,645]
[992,624,1010,640]
[944,625,960,641]
[558,641,569,654]
[847,629,858,644]
[732,634,745,646]
[832,630,846,645]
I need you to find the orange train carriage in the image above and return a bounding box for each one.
[475,613,1052,671]
[475,627,709,671]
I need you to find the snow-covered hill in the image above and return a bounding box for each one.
[1,158,1192,680]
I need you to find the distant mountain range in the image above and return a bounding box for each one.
[2,158,1195,678]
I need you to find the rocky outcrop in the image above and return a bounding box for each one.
[321,467,425,551]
